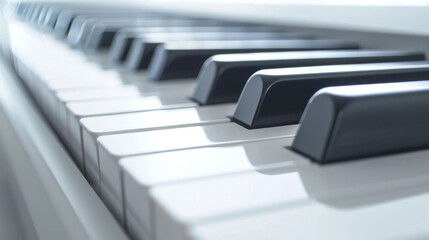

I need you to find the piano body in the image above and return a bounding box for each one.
[1,1,429,240]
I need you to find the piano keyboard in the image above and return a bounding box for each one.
[8,2,429,240]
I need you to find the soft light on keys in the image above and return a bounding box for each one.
[80,104,235,194]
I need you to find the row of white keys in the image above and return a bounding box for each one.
[52,85,144,132]
[145,143,429,240]
[10,21,198,165]
[10,21,123,110]
[66,93,197,168]
[53,82,194,133]
[80,103,236,193]
[97,122,298,223]
[53,77,194,146]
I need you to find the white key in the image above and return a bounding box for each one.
[51,85,141,132]
[44,77,196,134]
[66,95,196,169]
[151,167,308,240]
[121,137,299,240]
[52,83,194,136]
[190,194,429,240]
[150,147,429,240]
[38,70,123,120]
[80,104,236,193]
[97,123,297,224]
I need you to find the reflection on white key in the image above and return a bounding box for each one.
[121,138,302,240]
[189,193,429,240]
[97,123,297,224]
[80,104,236,193]
[151,148,429,240]
[66,95,196,169]
[151,168,308,240]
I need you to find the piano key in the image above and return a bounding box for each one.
[150,165,307,240]
[97,123,297,223]
[81,103,236,193]
[46,75,194,110]
[53,82,194,126]
[38,72,125,117]
[292,80,429,163]
[149,145,429,240]
[22,2,37,21]
[53,9,150,37]
[50,85,142,132]
[29,5,42,24]
[190,192,429,240]
[147,39,360,80]
[110,26,284,64]
[14,2,25,17]
[121,137,297,239]
[233,61,429,129]
[40,71,196,133]
[187,148,429,240]
[43,5,78,29]
[36,5,51,26]
[66,14,187,47]
[125,31,314,71]
[42,4,79,28]
[83,19,235,52]
[66,95,197,168]
[26,65,119,112]
[33,5,49,25]
[51,84,178,133]
[192,50,425,105]
[14,2,26,16]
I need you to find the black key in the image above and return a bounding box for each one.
[125,31,313,70]
[53,9,150,37]
[31,4,50,25]
[38,3,67,27]
[110,30,151,63]
[29,4,42,24]
[43,5,63,28]
[23,2,38,21]
[193,50,426,105]
[233,61,429,129]
[292,80,429,163]
[65,12,192,46]
[110,26,284,63]
[14,2,27,17]
[66,15,177,47]
[147,39,360,80]
[36,5,50,26]
[43,5,90,29]
[83,19,232,51]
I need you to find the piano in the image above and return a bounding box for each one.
[2,1,429,240]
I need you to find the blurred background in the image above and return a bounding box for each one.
[1,0,429,57]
